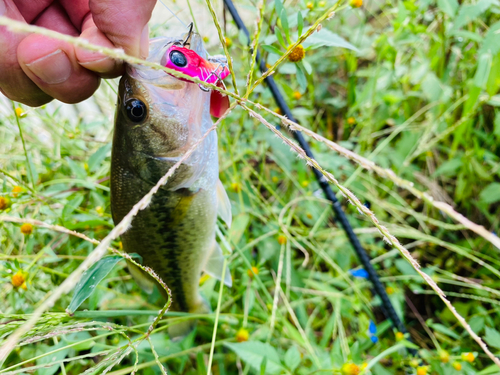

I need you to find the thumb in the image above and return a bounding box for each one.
[89,0,156,58]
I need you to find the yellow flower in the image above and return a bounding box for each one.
[274,107,282,115]
[96,206,104,215]
[0,197,8,210]
[247,266,259,278]
[301,180,309,188]
[395,331,405,341]
[15,107,26,118]
[203,36,209,43]
[199,273,210,285]
[288,44,305,62]
[416,366,428,375]
[225,37,232,47]
[11,271,25,288]
[386,286,395,295]
[461,352,475,362]
[21,282,27,290]
[350,0,362,7]
[231,182,242,192]
[236,328,249,342]
[319,0,326,6]
[293,91,302,100]
[118,241,123,250]
[277,234,287,245]
[20,223,33,235]
[452,361,462,371]
[306,1,314,9]
[12,186,23,197]
[272,176,279,183]
[439,350,450,363]
[341,363,360,375]
[347,117,356,125]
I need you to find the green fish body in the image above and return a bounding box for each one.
[110,33,232,333]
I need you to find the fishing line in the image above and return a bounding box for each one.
[158,0,187,27]
[222,0,418,356]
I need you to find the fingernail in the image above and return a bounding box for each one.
[140,25,149,59]
[0,0,6,15]
[26,49,72,85]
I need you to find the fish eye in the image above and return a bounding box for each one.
[125,99,147,123]
[170,50,187,67]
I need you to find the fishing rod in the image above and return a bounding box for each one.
[222,0,417,353]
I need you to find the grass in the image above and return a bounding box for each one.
[1,0,500,373]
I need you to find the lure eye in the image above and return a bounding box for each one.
[169,50,187,67]
[125,99,147,123]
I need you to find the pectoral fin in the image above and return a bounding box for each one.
[216,180,232,228]
[203,242,232,287]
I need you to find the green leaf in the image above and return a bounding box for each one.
[66,157,87,179]
[280,10,290,42]
[36,341,69,375]
[224,341,284,374]
[303,29,358,51]
[452,0,498,31]
[474,53,492,89]
[88,143,111,173]
[67,255,124,314]
[297,11,304,36]
[296,63,308,91]
[484,327,500,350]
[478,21,500,55]
[62,195,84,221]
[479,183,500,204]
[261,44,283,56]
[274,0,283,17]
[432,158,462,177]
[495,112,500,137]
[284,346,301,371]
[428,322,460,339]
[275,27,287,49]
[437,0,458,17]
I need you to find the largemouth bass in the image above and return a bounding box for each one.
[110,30,232,335]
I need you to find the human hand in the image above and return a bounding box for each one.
[0,0,156,106]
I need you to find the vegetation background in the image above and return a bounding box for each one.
[0,0,500,373]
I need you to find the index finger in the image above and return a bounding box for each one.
[89,0,157,59]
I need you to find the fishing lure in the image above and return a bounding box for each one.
[162,23,230,118]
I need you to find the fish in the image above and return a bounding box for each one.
[110,28,232,337]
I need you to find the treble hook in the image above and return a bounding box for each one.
[183,22,194,47]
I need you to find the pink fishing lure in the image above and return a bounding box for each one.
[164,45,230,85]
[162,41,231,118]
